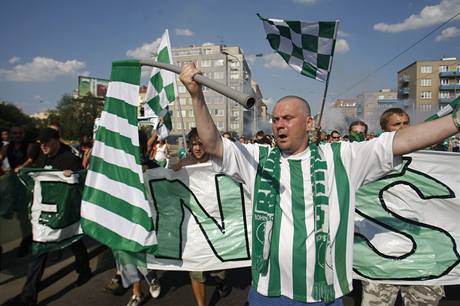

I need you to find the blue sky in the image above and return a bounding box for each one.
[1,0,459,115]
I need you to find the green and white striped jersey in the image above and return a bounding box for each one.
[213,132,398,302]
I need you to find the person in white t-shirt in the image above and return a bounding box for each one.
[153,139,169,168]
[179,63,460,306]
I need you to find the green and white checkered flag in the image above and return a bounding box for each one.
[144,29,177,139]
[81,60,157,253]
[258,14,338,82]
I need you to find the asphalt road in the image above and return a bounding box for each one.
[1,238,460,306]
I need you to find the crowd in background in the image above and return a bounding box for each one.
[1,107,460,306]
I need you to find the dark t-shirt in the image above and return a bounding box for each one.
[34,143,83,172]
[5,141,29,169]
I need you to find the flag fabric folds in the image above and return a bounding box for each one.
[258,14,338,82]
[81,60,157,253]
[144,29,177,139]
[19,169,84,255]
[425,95,460,122]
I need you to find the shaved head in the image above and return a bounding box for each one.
[276,96,311,117]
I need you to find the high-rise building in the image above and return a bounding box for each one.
[398,58,460,115]
[170,44,255,137]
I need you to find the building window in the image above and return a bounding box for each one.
[420,104,432,111]
[421,65,432,73]
[232,111,239,117]
[214,59,224,66]
[200,60,212,68]
[179,97,187,105]
[231,123,239,130]
[187,121,195,130]
[441,79,448,85]
[204,49,212,55]
[180,110,187,117]
[229,61,240,68]
[457,64,460,71]
[439,65,448,72]
[440,91,450,99]
[230,72,239,79]
[212,109,224,116]
[216,121,224,130]
[420,79,432,86]
[203,71,213,79]
[175,122,182,129]
[214,71,224,79]
[421,91,432,99]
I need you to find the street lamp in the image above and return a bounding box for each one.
[221,50,252,136]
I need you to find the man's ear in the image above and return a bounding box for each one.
[306,116,315,131]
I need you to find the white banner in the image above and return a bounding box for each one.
[354,150,460,285]
[144,163,252,271]
[27,171,83,243]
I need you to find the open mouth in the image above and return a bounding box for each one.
[278,134,287,140]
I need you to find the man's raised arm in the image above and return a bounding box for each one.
[179,64,223,161]
[393,110,460,156]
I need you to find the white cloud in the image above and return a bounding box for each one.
[262,53,289,70]
[335,39,350,54]
[126,38,161,59]
[293,0,319,4]
[0,57,86,82]
[436,26,460,41]
[246,54,257,65]
[337,30,350,37]
[175,28,194,37]
[8,56,20,64]
[374,0,460,33]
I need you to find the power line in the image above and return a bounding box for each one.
[330,9,460,101]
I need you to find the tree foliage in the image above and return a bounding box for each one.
[49,94,104,141]
[0,101,39,142]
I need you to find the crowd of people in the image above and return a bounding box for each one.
[1,66,460,305]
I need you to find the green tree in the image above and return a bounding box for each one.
[51,94,103,141]
[0,101,39,142]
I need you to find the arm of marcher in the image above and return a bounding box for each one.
[393,111,460,156]
[180,64,223,161]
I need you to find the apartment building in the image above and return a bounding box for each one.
[170,44,256,138]
[398,57,460,114]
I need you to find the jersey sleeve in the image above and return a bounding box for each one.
[343,131,401,189]
[211,137,260,185]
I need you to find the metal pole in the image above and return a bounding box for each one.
[139,60,255,109]
[315,21,340,130]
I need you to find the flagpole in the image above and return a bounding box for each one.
[315,20,340,131]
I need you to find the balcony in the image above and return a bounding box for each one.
[439,97,454,104]
[378,99,410,109]
[439,84,460,90]
[439,71,460,78]
[399,88,410,95]
[399,75,410,83]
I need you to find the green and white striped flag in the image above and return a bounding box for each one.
[81,60,157,253]
[144,29,177,139]
[258,14,338,82]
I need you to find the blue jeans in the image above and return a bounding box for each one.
[248,287,343,306]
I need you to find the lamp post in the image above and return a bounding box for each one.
[221,50,250,136]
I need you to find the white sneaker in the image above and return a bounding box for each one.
[149,278,161,298]
[127,294,144,306]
